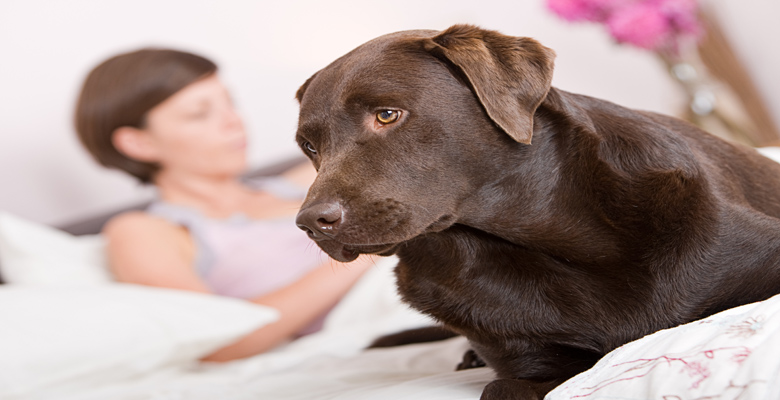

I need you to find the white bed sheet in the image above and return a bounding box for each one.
[61,337,491,400]
[45,257,491,400]
[44,253,780,400]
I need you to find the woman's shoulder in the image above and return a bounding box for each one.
[103,210,188,241]
[101,211,205,291]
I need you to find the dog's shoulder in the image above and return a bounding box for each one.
[537,91,717,235]
[542,90,704,194]
[589,97,699,175]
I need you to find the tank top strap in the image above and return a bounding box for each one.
[145,202,217,277]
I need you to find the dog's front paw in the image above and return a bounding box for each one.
[456,349,487,370]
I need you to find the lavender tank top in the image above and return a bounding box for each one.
[146,176,331,333]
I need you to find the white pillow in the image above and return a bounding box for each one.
[0,284,279,398]
[0,212,112,285]
[548,293,780,399]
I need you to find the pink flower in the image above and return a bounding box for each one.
[547,0,614,22]
[607,3,672,49]
[658,0,702,37]
[547,0,703,52]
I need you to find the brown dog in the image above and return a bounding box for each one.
[294,25,780,399]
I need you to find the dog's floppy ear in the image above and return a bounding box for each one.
[423,25,555,144]
[296,71,320,104]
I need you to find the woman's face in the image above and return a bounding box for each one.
[141,74,248,178]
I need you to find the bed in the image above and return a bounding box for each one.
[1,151,780,400]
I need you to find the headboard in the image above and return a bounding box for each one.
[0,156,308,284]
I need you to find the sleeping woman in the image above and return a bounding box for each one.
[74,48,373,361]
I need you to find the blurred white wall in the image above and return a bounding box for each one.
[0,0,777,226]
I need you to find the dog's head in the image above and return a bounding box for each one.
[294,25,555,262]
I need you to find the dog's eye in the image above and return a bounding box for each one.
[302,141,317,155]
[376,110,400,125]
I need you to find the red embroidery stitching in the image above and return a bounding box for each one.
[573,346,752,398]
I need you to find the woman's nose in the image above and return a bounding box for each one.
[221,106,243,130]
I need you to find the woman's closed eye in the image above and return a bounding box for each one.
[186,110,209,120]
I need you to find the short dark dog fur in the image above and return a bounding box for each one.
[293,25,780,399]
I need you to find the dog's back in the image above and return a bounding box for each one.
[540,89,780,318]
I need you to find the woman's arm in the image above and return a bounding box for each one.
[104,211,373,362]
[200,256,374,361]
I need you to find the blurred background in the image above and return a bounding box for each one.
[1,0,778,226]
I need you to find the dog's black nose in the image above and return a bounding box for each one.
[296,202,344,240]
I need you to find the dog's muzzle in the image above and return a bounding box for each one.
[296,201,401,262]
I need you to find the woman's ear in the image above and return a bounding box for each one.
[112,126,160,162]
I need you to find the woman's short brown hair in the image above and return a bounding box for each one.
[74,48,217,183]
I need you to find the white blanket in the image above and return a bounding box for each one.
[49,258,493,400]
[42,256,780,400]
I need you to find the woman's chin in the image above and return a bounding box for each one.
[225,156,248,176]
